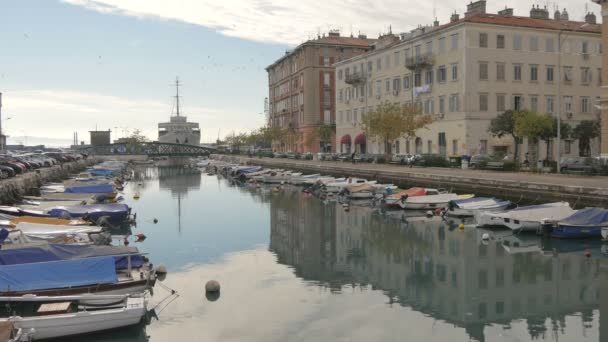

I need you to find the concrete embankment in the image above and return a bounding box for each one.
[214,155,608,208]
[0,158,97,205]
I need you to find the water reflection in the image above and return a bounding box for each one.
[268,186,601,342]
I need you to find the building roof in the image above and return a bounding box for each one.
[456,13,601,33]
[266,34,376,70]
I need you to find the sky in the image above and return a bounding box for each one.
[0,0,598,146]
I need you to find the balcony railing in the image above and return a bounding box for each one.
[405,54,435,70]
[345,72,366,85]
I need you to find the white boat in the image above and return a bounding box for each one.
[289,174,321,185]
[13,223,107,244]
[262,172,302,184]
[602,227,608,240]
[1,294,146,341]
[383,188,447,208]
[324,178,372,193]
[446,197,512,217]
[342,183,377,199]
[402,193,474,210]
[475,202,575,232]
[0,322,22,342]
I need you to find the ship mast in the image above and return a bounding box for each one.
[175,77,181,117]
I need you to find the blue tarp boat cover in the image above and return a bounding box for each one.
[89,169,116,176]
[0,244,144,269]
[49,203,129,224]
[451,197,493,204]
[560,207,608,227]
[65,184,115,193]
[0,256,117,292]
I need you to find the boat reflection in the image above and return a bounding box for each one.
[268,187,601,342]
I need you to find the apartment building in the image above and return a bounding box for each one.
[336,1,602,161]
[266,32,375,153]
[592,0,608,158]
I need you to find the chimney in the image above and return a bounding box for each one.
[465,0,486,17]
[328,30,340,37]
[530,4,549,20]
[498,7,513,16]
[358,33,367,39]
[585,12,597,25]
[554,9,561,20]
[560,8,569,21]
[451,12,460,22]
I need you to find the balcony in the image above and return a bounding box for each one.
[345,72,366,85]
[405,54,435,70]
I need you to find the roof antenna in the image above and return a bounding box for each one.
[433,0,437,22]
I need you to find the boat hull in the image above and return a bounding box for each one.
[6,297,145,340]
[551,225,604,239]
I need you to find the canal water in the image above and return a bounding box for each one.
[71,167,607,341]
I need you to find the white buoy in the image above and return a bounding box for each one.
[425,210,433,217]
[205,280,221,293]
[155,264,167,275]
[482,233,490,240]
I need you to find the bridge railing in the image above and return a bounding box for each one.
[76,142,215,156]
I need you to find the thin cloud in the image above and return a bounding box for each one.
[62,0,596,46]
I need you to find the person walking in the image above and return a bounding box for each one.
[351,151,356,164]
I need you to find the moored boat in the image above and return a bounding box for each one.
[549,207,608,239]
[446,197,512,217]
[383,188,446,208]
[476,202,575,232]
[402,193,474,210]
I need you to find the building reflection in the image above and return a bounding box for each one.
[268,188,600,342]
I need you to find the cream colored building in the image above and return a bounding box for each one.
[336,1,602,161]
[593,0,608,158]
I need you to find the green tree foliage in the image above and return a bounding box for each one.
[304,124,334,152]
[488,110,521,161]
[361,102,433,157]
[573,120,601,156]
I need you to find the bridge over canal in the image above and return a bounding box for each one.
[76,142,215,157]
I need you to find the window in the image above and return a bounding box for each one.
[437,66,447,82]
[338,69,343,80]
[425,70,434,85]
[395,140,400,153]
[530,36,539,51]
[449,94,459,112]
[497,34,505,49]
[479,33,488,48]
[546,38,555,52]
[427,140,432,153]
[451,63,458,80]
[581,68,592,85]
[353,108,358,123]
[581,97,591,113]
[346,110,351,122]
[393,78,401,94]
[513,95,523,111]
[403,75,410,89]
[582,41,589,55]
[414,45,421,57]
[530,95,538,112]
[367,61,372,74]
[496,94,506,112]
[424,98,434,114]
[530,65,538,81]
[452,139,458,155]
[513,64,522,81]
[384,55,390,69]
[564,66,573,82]
[496,63,505,81]
[439,37,446,53]
[565,140,572,154]
[338,111,343,123]
[414,72,422,87]
[376,58,381,70]
[546,65,554,82]
[439,96,445,114]
[479,93,488,111]
[599,68,603,86]
[385,79,390,93]
[479,62,488,80]
[480,140,488,154]
[426,41,433,55]
[323,57,330,66]
[564,96,573,113]
[546,96,555,114]
[394,51,400,67]
[376,80,381,96]
[513,34,522,50]
[451,33,459,50]
[338,89,343,103]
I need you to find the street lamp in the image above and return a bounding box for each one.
[556,23,591,173]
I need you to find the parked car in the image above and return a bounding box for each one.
[0,158,26,174]
[0,165,16,179]
[469,154,491,169]
[560,157,599,174]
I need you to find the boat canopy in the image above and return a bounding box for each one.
[559,207,608,227]
[344,183,376,193]
[0,244,143,269]
[0,256,117,292]
[65,184,115,193]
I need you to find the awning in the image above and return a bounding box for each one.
[354,133,366,145]
[340,134,352,144]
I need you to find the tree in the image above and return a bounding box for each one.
[361,102,433,158]
[304,124,334,152]
[573,120,601,157]
[488,110,521,161]
[514,110,553,162]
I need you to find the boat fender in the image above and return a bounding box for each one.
[426,211,433,217]
[153,218,158,224]
[458,223,465,230]
[585,250,591,258]
[481,233,490,241]
[434,208,443,216]
[136,233,146,241]
[124,238,130,246]
[133,194,140,200]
